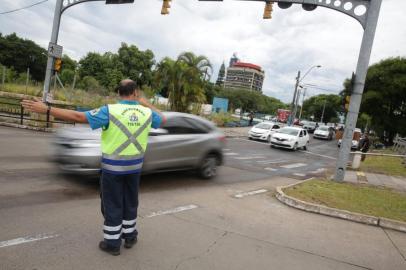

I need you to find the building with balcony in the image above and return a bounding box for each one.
[224,62,265,92]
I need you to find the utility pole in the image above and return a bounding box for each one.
[334,0,382,181]
[298,87,306,120]
[42,0,63,102]
[320,99,326,123]
[288,71,300,126]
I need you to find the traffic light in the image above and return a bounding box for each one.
[54,58,62,73]
[105,0,134,4]
[263,1,273,19]
[161,0,171,15]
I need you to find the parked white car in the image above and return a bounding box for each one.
[248,122,281,142]
[270,127,310,150]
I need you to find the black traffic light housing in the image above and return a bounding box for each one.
[105,0,134,4]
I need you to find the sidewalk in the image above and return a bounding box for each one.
[219,126,251,138]
[345,170,406,192]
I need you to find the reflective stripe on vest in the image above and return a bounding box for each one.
[101,104,152,174]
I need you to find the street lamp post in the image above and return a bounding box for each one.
[298,87,307,120]
[41,0,134,102]
[288,65,321,126]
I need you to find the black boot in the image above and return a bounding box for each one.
[99,241,120,256]
[124,237,137,249]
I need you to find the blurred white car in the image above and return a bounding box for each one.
[270,127,310,151]
[248,122,281,142]
[313,126,335,140]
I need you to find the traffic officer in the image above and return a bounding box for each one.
[21,79,164,255]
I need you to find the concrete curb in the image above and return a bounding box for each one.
[0,122,54,133]
[276,180,406,233]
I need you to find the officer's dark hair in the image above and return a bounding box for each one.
[115,79,140,97]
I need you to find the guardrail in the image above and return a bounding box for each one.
[393,136,406,154]
[0,96,75,129]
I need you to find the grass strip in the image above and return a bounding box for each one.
[284,179,406,222]
[360,154,406,177]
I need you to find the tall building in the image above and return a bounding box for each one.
[224,61,265,92]
[216,62,226,86]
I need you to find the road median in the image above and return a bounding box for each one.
[276,178,406,233]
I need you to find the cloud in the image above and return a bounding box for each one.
[0,0,405,103]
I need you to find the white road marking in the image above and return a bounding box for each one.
[257,159,287,164]
[0,233,59,248]
[224,152,239,156]
[234,189,268,198]
[310,168,326,174]
[280,163,307,169]
[224,149,231,151]
[233,138,269,145]
[233,156,265,160]
[264,167,278,172]
[293,173,306,177]
[299,150,337,160]
[146,204,198,218]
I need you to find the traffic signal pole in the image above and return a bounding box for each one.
[42,0,63,102]
[334,0,382,181]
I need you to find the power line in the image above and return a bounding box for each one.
[0,0,48,15]
[302,84,341,94]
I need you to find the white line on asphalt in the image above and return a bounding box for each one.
[146,204,198,218]
[224,149,231,151]
[224,152,239,156]
[309,168,326,174]
[264,167,278,171]
[233,156,265,160]
[234,189,268,198]
[299,150,337,160]
[280,163,307,169]
[233,138,269,145]
[257,159,287,164]
[0,233,59,248]
[293,173,306,177]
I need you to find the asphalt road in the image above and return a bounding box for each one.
[1,126,405,270]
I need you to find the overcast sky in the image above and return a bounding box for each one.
[0,0,405,103]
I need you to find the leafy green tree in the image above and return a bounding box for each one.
[342,57,406,143]
[302,94,341,123]
[117,43,155,86]
[0,33,47,81]
[61,55,78,72]
[60,69,75,86]
[78,76,100,92]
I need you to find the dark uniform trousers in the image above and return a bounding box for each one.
[100,171,140,247]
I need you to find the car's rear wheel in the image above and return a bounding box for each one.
[198,154,218,179]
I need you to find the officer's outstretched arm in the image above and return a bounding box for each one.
[21,98,88,123]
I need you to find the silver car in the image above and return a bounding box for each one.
[53,112,225,179]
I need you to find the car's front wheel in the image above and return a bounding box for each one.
[292,142,298,151]
[267,135,271,143]
[198,154,218,179]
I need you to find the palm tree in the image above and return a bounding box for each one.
[154,52,212,113]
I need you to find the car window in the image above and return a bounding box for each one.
[161,117,208,134]
[299,131,304,137]
[272,125,280,129]
[303,130,307,136]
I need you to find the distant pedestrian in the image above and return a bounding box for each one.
[359,133,370,161]
[249,112,254,126]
